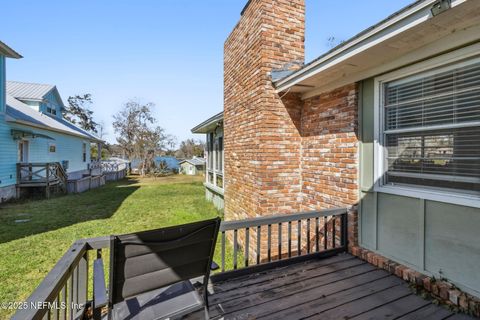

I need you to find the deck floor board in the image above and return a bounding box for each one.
[186,253,474,320]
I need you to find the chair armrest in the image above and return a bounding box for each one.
[93,258,108,310]
[211,261,220,271]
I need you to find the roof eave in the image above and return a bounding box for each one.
[0,41,22,59]
[191,111,224,134]
[274,0,468,92]
[7,118,103,143]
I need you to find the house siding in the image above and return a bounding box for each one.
[40,90,62,117]
[0,56,5,113]
[359,78,480,297]
[180,162,197,175]
[0,122,91,190]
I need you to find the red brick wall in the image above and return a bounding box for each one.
[224,0,306,221]
[224,0,358,224]
[300,84,359,210]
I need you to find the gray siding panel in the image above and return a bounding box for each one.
[425,201,480,295]
[377,193,422,267]
[360,192,376,249]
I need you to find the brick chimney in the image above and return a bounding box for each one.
[224,0,306,221]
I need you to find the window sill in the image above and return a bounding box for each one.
[374,184,480,208]
[204,182,224,195]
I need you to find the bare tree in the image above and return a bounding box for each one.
[112,100,173,175]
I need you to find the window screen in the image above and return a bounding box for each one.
[216,136,223,173]
[382,60,480,194]
[207,133,214,170]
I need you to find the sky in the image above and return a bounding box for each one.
[1,0,412,145]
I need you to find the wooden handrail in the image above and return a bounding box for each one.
[217,208,349,276]
[17,162,67,186]
[220,207,347,231]
[13,209,349,320]
[12,237,110,320]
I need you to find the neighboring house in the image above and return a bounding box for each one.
[179,157,206,176]
[0,42,102,202]
[192,111,224,210]
[156,156,180,172]
[197,0,480,309]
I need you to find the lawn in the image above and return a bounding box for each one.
[0,175,232,319]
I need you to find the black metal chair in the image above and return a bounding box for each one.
[93,218,221,320]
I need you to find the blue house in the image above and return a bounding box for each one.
[130,156,180,174]
[0,41,102,202]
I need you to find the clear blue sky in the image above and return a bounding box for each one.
[2,0,412,145]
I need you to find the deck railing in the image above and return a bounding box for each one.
[17,162,66,185]
[12,208,348,320]
[216,207,348,279]
[17,162,68,197]
[11,236,109,320]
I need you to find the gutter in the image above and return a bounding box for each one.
[0,40,22,59]
[274,0,467,92]
[191,111,224,133]
[8,119,103,143]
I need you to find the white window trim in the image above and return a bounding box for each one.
[373,46,480,209]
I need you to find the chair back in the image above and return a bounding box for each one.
[109,218,221,305]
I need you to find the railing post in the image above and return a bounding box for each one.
[341,211,348,249]
[46,163,50,199]
[256,226,261,265]
[297,220,301,256]
[332,216,336,248]
[267,224,272,262]
[93,249,103,320]
[245,228,250,267]
[16,163,20,184]
[221,232,225,272]
[233,230,238,270]
[77,252,88,314]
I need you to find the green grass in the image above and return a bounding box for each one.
[0,175,236,319]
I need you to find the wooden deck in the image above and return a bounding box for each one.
[192,253,473,320]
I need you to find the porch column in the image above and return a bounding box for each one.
[97,142,102,161]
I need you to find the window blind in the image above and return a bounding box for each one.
[207,133,214,170]
[215,136,223,173]
[382,60,480,193]
[384,62,480,131]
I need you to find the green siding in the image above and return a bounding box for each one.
[359,78,480,297]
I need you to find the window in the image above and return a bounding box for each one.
[49,143,56,153]
[207,133,214,171]
[46,106,57,115]
[82,143,87,162]
[215,136,223,173]
[377,58,480,197]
